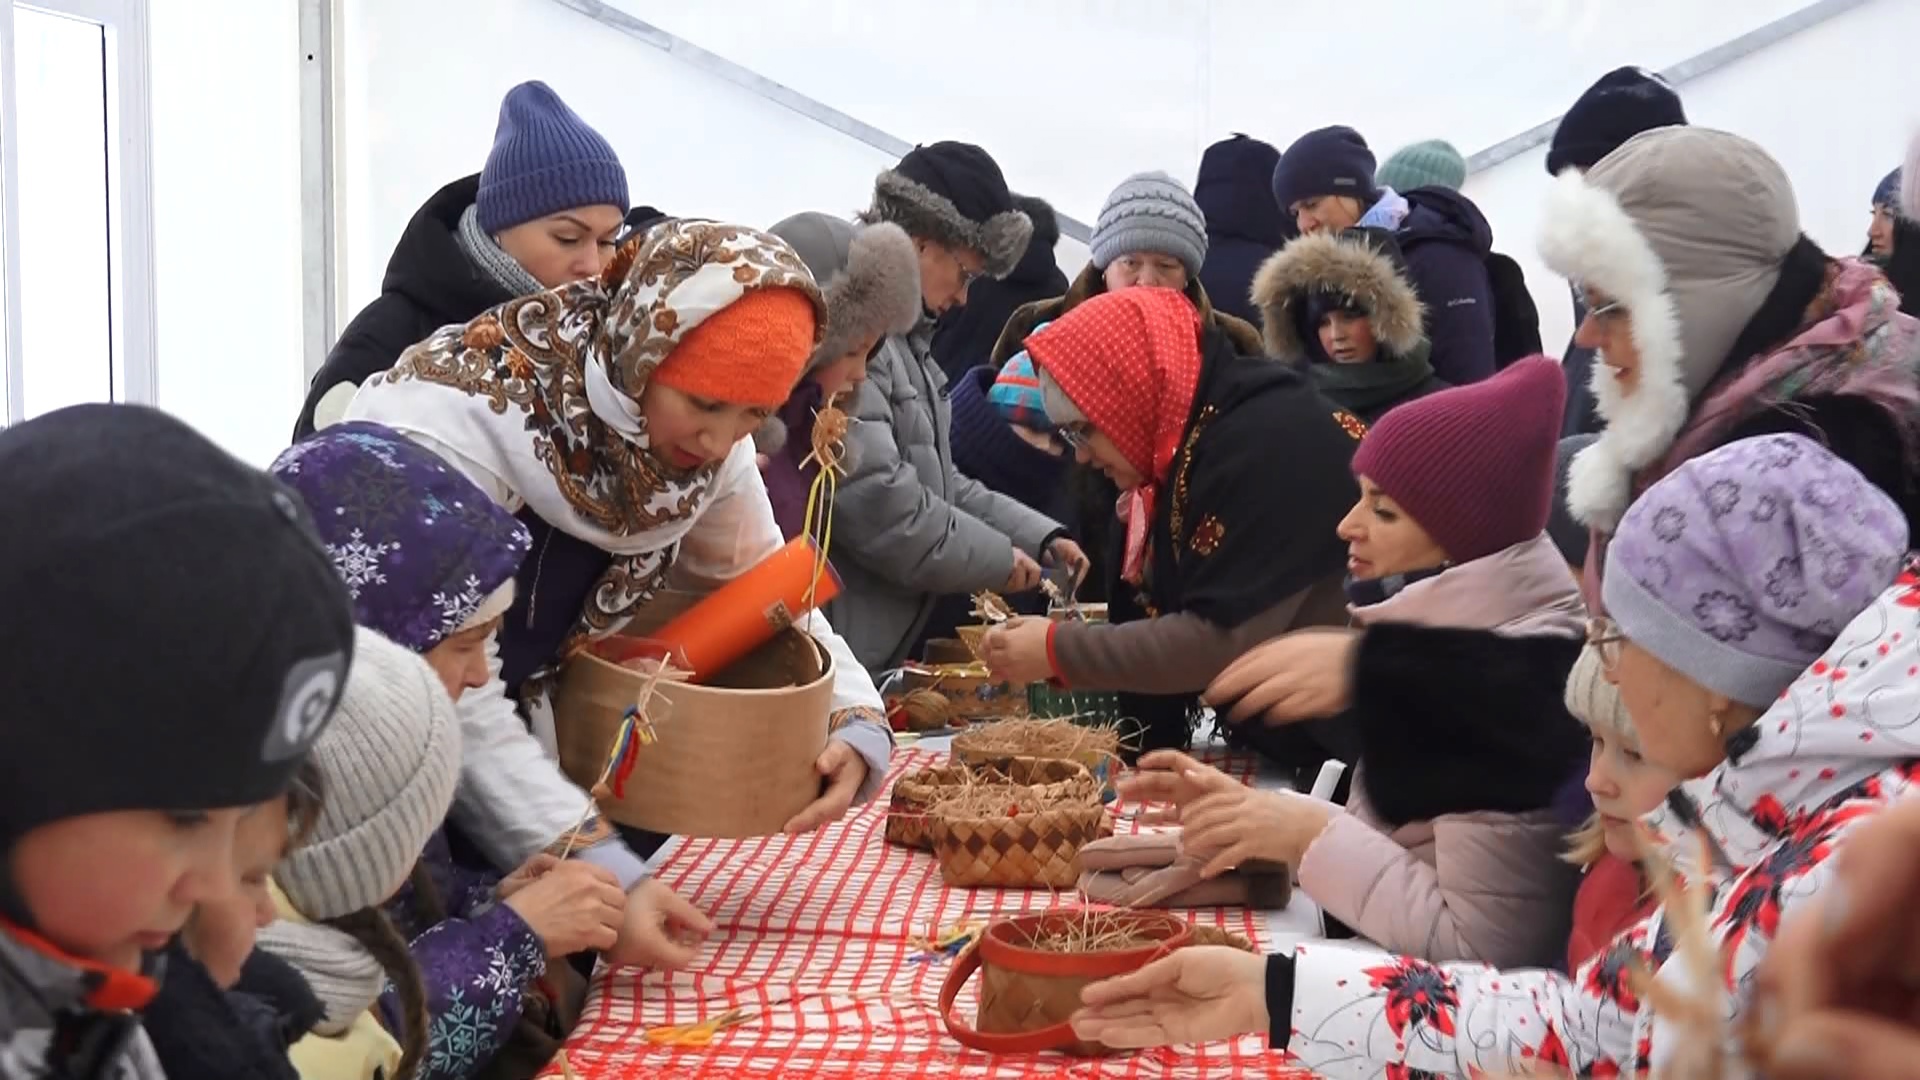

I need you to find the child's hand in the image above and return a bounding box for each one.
[606,879,714,971]
[503,860,625,957]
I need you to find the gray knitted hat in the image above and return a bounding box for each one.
[1090,171,1209,277]
[276,627,461,920]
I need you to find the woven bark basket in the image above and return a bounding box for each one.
[939,909,1191,1056]
[885,758,1098,851]
[553,593,833,839]
[928,800,1112,889]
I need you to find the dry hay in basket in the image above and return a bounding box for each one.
[1006,908,1164,954]
[952,716,1125,769]
[926,783,1112,889]
[886,758,1099,851]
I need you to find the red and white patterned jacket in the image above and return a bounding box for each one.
[1283,576,1920,1079]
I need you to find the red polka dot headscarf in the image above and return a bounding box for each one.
[1026,287,1204,585]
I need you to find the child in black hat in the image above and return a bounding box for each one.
[0,403,355,1079]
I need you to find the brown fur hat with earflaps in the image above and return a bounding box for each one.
[1251,227,1426,361]
[755,213,922,454]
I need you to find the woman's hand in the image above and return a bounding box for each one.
[1071,946,1270,1049]
[1119,750,1244,826]
[1045,537,1090,586]
[1205,628,1360,725]
[1182,788,1337,877]
[606,878,716,970]
[497,853,561,900]
[1006,548,1045,593]
[979,616,1055,685]
[782,739,870,835]
[1755,794,1920,1080]
[502,859,627,957]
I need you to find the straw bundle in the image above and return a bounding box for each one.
[953,717,1126,798]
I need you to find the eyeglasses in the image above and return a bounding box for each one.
[1056,424,1091,452]
[949,247,986,290]
[1575,285,1628,323]
[1587,616,1626,670]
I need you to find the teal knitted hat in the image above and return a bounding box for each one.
[1376,140,1468,193]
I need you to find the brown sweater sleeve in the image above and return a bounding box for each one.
[1051,582,1343,695]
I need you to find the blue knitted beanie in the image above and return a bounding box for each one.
[476,81,628,234]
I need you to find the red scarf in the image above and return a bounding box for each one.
[1027,288,1204,585]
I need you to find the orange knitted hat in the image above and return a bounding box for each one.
[650,287,819,408]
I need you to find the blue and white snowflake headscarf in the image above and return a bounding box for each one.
[272,422,532,653]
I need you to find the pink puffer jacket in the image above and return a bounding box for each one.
[1297,777,1578,966]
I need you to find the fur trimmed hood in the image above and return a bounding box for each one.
[770,214,922,373]
[862,169,1033,279]
[1536,127,1799,530]
[757,213,921,454]
[1251,230,1426,361]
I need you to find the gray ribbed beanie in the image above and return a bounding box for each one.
[277,627,461,920]
[1089,171,1208,276]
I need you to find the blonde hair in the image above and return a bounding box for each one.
[1562,644,1635,868]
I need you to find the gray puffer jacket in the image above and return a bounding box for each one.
[1,928,168,1078]
[825,318,1063,670]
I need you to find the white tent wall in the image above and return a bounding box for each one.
[147,0,303,463]
[1464,0,1920,355]
[141,0,1918,464]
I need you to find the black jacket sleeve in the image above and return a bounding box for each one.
[1266,952,1296,1050]
[293,294,433,440]
[1349,623,1586,826]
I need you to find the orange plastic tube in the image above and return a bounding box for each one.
[652,535,843,681]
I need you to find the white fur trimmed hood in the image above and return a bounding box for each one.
[1537,127,1800,530]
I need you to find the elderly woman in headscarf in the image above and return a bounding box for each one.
[976,287,1362,757]
[343,220,894,972]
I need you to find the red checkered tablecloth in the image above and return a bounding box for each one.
[544,747,1315,1079]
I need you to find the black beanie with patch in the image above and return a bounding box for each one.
[0,404,355,851]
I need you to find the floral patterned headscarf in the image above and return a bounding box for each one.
[347,220,826,645]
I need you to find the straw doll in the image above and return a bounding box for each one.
[756,212,923,545]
